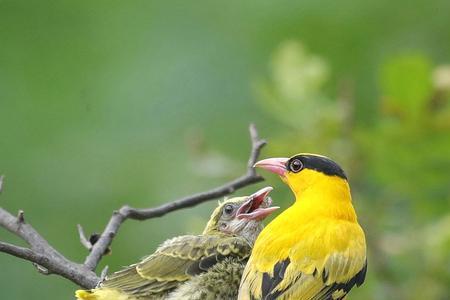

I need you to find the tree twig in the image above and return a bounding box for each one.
[99,265,109,283]
[77,224,93,251]
[0,125,266,289]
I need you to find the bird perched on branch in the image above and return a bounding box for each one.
[76,187,278,300]
[239,154,367,300]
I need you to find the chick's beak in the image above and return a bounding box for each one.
[237,186,279,221]
[253,157,289,177]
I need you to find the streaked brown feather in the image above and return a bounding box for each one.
[100,234,252,297]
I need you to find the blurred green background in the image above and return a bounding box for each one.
[1,1,449,299]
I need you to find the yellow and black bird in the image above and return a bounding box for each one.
[76,187,278,300]
[239,154,367,300]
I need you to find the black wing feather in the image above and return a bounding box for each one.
[261,258,291,300]
[318,260,367,300]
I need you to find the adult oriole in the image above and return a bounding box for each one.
[76,187,278,300]
[239,154,367,300]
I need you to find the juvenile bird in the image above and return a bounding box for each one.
[239,154,367,300]
[76,187,278,300]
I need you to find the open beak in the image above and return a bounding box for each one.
[237,186,279,220]
[253,157,289,177]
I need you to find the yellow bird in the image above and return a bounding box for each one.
[76,187,278,300]
[239,154,367,300]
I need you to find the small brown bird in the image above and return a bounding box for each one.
[76,187,278,300]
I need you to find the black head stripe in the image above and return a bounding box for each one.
[288,155,347,179]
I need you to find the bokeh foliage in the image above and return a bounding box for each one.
[1,1,449,299]
[258,41,450,300]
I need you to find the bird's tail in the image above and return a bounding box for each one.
[75,288,133,300]
[75,290,96,300]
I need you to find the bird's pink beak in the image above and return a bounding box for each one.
[253,157,289,177]
[237,187,279,220]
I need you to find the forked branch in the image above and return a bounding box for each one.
[0,125,266,289]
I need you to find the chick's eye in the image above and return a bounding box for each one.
[223,204,234,215]
[289,159,303,173]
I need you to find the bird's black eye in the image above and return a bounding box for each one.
[289,158,303,173]
[223,204,234,215]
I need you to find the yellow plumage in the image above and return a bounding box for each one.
[239,154,367,300]
[75,289,135,300]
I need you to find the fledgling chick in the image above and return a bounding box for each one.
[239,154,367,300]
[76,187,278,300]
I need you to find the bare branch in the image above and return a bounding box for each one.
[84,124,266,270]
[248,123,267,173]
[0,125,267,290]
[0,207,100,288]
[0,241,42,262]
